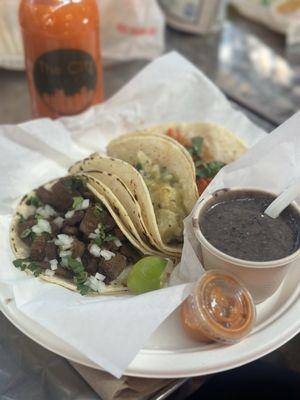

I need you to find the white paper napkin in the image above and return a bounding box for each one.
[0,52,266,377]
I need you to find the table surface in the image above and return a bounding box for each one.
[0,9,299,400]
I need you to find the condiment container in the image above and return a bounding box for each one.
[192,188,300,303]
[159,0,227,35]
[181,270,256,344]
[19,0,104,119]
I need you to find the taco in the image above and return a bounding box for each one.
[72,135,198,252]
[122,122,247,195]
[10,175,156,295]
[70,155,183,256]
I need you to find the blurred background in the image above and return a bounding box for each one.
[1,0,300,125]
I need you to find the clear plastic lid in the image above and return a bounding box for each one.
[181,270,256,344]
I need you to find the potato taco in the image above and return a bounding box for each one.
[125,122,247,194]
[10,175,165,295]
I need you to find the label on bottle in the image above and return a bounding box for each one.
[33,49,98,115]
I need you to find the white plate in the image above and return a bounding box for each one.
[1,261,299,378]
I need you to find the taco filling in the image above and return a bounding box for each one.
[167,129,225,194]
[135,150,187,244]
[13,176,141,295]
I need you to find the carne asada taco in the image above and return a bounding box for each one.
[70,155,183,256]
[10,175,161,295]
[115,122,247,195]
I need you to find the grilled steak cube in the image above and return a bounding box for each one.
[79,207,102,236]
[62,225,79,236]
[55,266,73,279]
[104,240,120,252]
[71,238,85,259]
[50,181,74,212]
[63,210,84,227]
[35,187,53,206]
[49,221,60,238]
[82,252,98,275]
[30,234,47,261]
[17,216,36,245]
[99,253,127,283]
[45,242,58,260]
[99,210,116,232]
[120,244,140,263]
[113,227,125,240]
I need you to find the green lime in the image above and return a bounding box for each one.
[127,256,168,294]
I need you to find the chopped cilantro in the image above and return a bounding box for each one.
[13,259,41,276]
[93,204,103,218]
[72,196,84,209]
[196,161,225,179]
[191,137,204,155]
[135,163,142,171]
[93,224,106,246]
[104,234,117,242]
[20,228,32,239]
[26,196,42,207]
[194,160,203,167]
[17,213,25,223]
[77,283,92,295]
[67,257,89,293]
[63,176,87,192]
[13,259,26,270]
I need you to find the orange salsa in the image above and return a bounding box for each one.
[181,271,255,344]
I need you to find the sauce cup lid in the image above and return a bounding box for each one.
[190,270,256,344]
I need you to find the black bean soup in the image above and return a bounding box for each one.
[199,190,300,262]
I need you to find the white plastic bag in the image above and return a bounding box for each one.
[0,0,165,70]
[99,0,165,64]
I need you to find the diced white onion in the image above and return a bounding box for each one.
[100,249,115,261]
[65,210,75,219]
[32,219,51,235]
[89,244,101,258]
[113,239,122,248]
[95,272,105,281]
[37,205,57,219]
[32,225,42,234]
[75,198,90,211]
[88,232,97,239]
[96,280,106,292]
[45,269,55,277]
[54,234,73,249]
[37,219,52,233]
[95,228,100,234]
[86,276,106,293]
[59,250,72,258]
[53,216,64,229]
[87,277,99,291]
[81,199,90,209]
[49,259,58,271]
